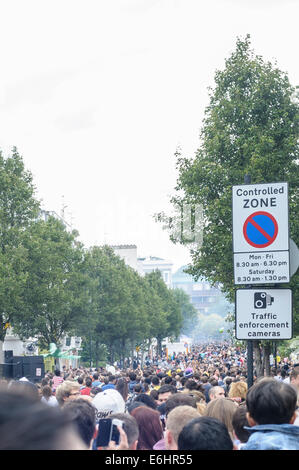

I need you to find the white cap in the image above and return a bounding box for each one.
[92,389,125,421]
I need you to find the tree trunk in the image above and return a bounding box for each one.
[253,340,263,378]
[263,342,271,377]
[157,337,162,357]
[95,339,99,368]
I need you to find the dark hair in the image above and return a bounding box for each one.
[178,416,233,450]
[54,370,61,377]
[133,384,142,393]
[232,405,250,443]
[129,372,137,381]
[0,389,82,450]
[184,379,199,391]
[165,393,197,417]
[90,387,102,397]
[290,366,299,381]
[157,384,176,395]
[85,377,92,388]
[93,373,99,380]
[127,401,146,414]
[151,376,160,386]
[131,406,163,450]
[77,376,84,385]
[108,375,116,382]
[8,380,40,402]
[42,385,53,399]
[116,378,129,401]
[164,376,173,384]
[150,389,159,401]
[63,399,96,447]
[110,413,139,447]
[246,378,297,425]
[133,393,157,410]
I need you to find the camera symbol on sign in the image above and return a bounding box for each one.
[254,292,274,309]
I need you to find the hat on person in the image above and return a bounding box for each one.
[92,389,125,420]
[184,368,193,378]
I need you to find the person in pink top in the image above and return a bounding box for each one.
[52,370,64,393]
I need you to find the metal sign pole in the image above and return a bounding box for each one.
[244,174,254,389]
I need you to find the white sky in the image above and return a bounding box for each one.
[0,0,298,272]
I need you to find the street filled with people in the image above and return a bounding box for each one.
[0,341,299,451]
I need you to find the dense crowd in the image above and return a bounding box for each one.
[0,342,299,451]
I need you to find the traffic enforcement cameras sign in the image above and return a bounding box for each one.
[232,182,290,285]
[235,288,292,340]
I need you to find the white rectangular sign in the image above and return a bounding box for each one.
[234,251,290,284]
[232,182,289,284]
[235,289,292,340]
[232,182,289,253]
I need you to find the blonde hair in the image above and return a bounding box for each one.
[204,398,238,439]
[55,380,80,406]
[166,405,200,444]
[228,381,248,401]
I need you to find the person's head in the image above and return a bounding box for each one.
[231,404,250,444]
[131,406,163,450]
[164,375,173,385]
[116,378,128,401]
[93,373,99,381]
[208,386,226,401]
[9,380,40,402]
[85,377,92,388]
[63,398,97,449]
[133,384,142,394]
[245,378,298,426]
[77,376,84,385]
[228,381,248,402]
[204,397,238,439]
[165,406,200,450]
[157,385,176,405]
[183,379,199,391]
[0,388,85,450]
[42,385,53,400]
[55,381,81,406]
[165,393,197,418]
[178,416,233,450]
[90,387,102,398]
[151,375,160,386]
[290,367,299,391]
[54,370,61,377]
[108,375,116,384]
[110,413,139,450]
[92,389,125,420]
[129,372,137,382]
[133,393,157,410]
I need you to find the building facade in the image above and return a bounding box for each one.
[172,265,225,315]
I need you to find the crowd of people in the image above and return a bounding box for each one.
[0,341,299,451]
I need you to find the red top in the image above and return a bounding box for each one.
[80,387,91,396]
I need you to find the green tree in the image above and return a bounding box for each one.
[75,246,150,366]
[12,216,85,349]
[172,288,198,336]
[145,271,183,355]
[0,148,40,347]
[159,35,299,373]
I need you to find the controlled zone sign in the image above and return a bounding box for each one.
[232,182,290,285]
[235,288,292,340]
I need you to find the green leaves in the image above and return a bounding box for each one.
[162,35,299,335]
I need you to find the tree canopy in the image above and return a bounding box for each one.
[160,35,299,331]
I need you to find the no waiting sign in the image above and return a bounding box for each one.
[232,182,290,285]
[233,182,289,253]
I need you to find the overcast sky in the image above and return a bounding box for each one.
[0,0,298,272]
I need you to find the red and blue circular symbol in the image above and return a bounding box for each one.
[243,211,278,248]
